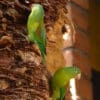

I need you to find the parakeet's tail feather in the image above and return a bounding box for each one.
[60,87,65,100]
[41,25,46,46]
[28,31,46,63]
[36,40,46,63]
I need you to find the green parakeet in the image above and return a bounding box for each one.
[27,4,46,62]
[51,66,81,100]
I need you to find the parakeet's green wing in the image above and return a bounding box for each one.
[40,22,46,44]
[40,23,46,53]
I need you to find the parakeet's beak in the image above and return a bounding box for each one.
[76,73,81,80]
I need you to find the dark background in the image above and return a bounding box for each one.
[92,70,100,100]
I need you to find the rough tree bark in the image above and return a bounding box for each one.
[0,0,69,99]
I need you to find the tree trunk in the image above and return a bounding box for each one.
[0,0,68,99]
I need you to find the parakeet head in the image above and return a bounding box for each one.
[65,66,81,79]
[31,4,44,15]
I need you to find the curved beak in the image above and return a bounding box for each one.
[76,73,81,80]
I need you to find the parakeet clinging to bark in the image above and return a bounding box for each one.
[51,66,81,100]
[27,4,46,62]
